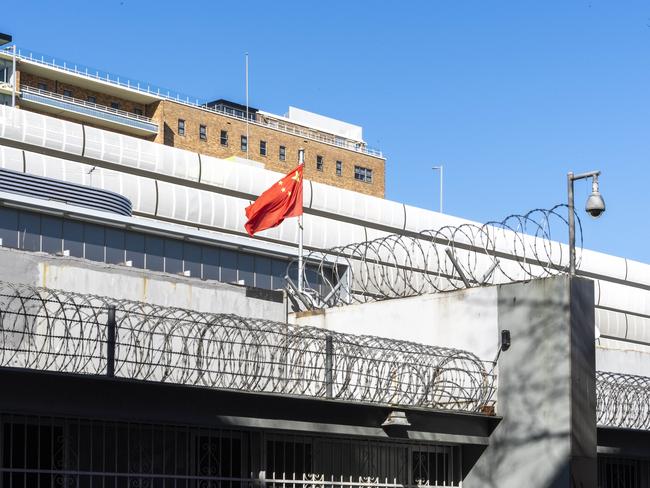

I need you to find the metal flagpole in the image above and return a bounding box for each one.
[298,148,305,293]
[245,52,249,160]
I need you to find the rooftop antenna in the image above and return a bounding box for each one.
[245,52,249,160]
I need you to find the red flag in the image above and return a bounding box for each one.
[244,164,303,236]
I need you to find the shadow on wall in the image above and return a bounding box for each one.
[163,122,174,146]
[465,278,595,488]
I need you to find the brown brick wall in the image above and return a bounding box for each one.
[19,72,146,115]
[147,100,385,198]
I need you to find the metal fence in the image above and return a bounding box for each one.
[287,205,581,310]
[0,413,464,488]
[596,371,650,430]
[0,281,496,414]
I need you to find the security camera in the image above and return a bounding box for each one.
[585,193,605,218]
[585,175,605,218]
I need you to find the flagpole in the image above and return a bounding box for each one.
[298,148,305,293]
[245,52,249,161]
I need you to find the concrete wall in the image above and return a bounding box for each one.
[293,277,597,488]
[291,286,500,361]
[0,246,286,321]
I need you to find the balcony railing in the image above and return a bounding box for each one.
[6,47,384,157]
[0,281,496,414]
[20,85,159,133]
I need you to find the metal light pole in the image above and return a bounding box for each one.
[567,170,605,275]
[245,52,249,160]
[432,165,443,213]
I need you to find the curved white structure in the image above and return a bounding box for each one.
[1,105,649,365]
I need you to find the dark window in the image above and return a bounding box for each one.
[279,146,286,161]
[220,130,228,146]
[260,140,267,156]
[221,249,238,283]
[41,216,62,254]
[125,232,145,268]
[133,108,143,116]
[164,239,183,274]
[203,246,220,281]
[63,220,84,258]
[37,82,47,91]
[145,236,164,272]
[111,101,120,110]
[271,259,287,290]
[84,224,105,262]
[239,253,254,286]
[178,119,185,136]
[87,95,96,104]
[18,213,40,252]
[316,155,324,172]
[0,207,19,248]
[105,228,125,264]
[183,243,202,278]
[354,165,373,183]
[255,256,272,289]
[63,89,72,98]
[240,135,248,152]
[199,125,207,141]
[336,160,342,176]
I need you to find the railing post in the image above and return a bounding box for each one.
[106,305,116,378]
[325,335,334,398]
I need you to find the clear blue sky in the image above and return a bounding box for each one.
[5,1,650,262]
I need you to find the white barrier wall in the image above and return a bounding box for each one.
[1,105,649,368]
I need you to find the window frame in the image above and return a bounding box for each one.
[316,155,324,172]
[199,124,207,141]
[178,119,185,136]
[279,146,286,161]
[336,160,342,176]
[241,135,248,152]
[220,130,228,146]
[259,140,267,157]
[354,165,373,183]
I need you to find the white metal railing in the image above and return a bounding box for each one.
[20,85,157,125]
[3,47,384,157]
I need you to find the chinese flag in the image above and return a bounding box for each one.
[244,164,303,236]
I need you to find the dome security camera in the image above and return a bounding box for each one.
[585,176,605,218]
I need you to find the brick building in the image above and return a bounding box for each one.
[0,46,385,197]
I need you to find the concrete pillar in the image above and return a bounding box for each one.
[465,276,596,488]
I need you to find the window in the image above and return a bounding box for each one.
[63,220,84,258]
[145,236,164,272]
[125,232,145,268]
[111,101,120,110]
[37,82,47,91]
[18,212,40,252]
[199,124,207,141]
[260,140,267,156]
[84,224,105,262]
[279,146,286,161]
[241,135,248,152]
[105,228,125,264]
[87,96,96,104]
[316,155,323,172]
[63,89,72,98]
[220,130,228,146]
[164,239,183,274]
[178,119,185,136]
[133,108,143,116]
[336,160,342,176]
[354,165,373,183]
[0,207,19,248]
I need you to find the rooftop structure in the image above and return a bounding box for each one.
[0,45,386,197]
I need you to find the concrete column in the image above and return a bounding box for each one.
[465,276,596,488]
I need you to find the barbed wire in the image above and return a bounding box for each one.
[0,281,496,413]
[287,205,582,310]
[596,371,650,430]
